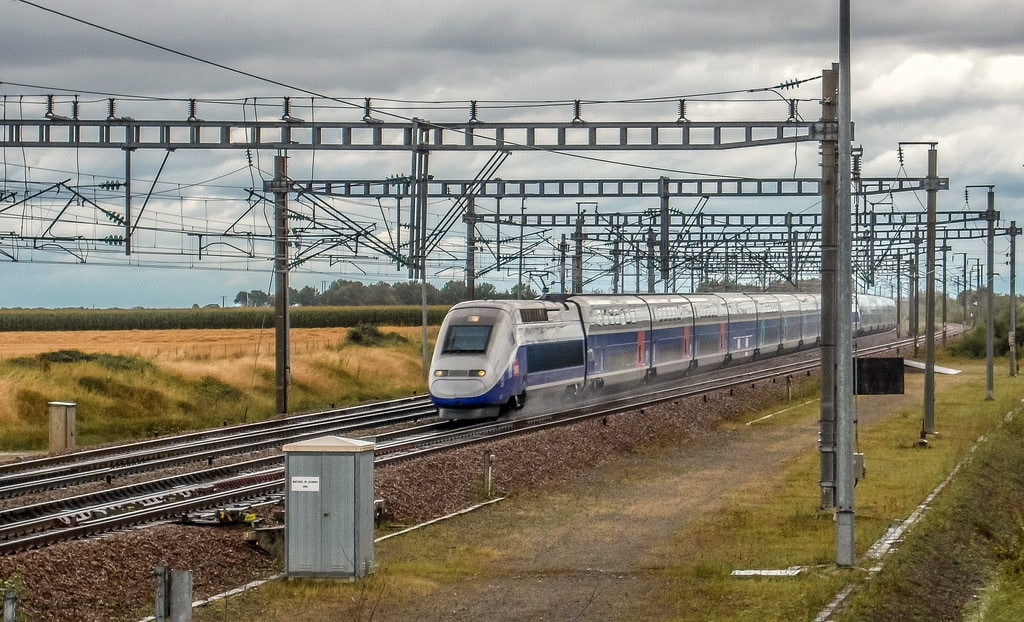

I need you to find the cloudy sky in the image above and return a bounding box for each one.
[1,0,1022,307]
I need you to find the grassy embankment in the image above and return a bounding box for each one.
[192,349,1024,620]
[662,354,1024,620]
[0,325,431,450]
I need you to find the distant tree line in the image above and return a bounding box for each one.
[233,279,538,307]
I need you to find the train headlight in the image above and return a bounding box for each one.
[434,370,447,377]
[474,369,486,377]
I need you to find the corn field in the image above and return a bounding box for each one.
[0,306,450,331]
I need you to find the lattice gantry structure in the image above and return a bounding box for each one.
[0,69,998,301]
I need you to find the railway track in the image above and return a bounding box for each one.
[0,331,943,554]
[0,394,437,499]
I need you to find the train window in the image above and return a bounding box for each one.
[442,324,493,354]
[519,308,549,323]
[525,340,585,372]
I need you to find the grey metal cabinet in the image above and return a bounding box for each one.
[283,436,376,578]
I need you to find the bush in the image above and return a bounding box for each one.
[345,324,409,347]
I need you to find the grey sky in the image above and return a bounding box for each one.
[1,1,1022,306]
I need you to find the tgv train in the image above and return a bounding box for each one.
[428,293,897,420]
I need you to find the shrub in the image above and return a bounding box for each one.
[345,324,409,347]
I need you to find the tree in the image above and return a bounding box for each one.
[364,281,398,305]
[475,282,498,299]
[509,283,538,300]
[439,280,468,304]
[291,285,320,306]
[321,279,366,306]
[233,289,272,307]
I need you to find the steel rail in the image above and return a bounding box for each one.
[0,399,436,498]
[0,394,431,480]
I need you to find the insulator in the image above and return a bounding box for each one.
[897,145,905,166]
[71,97,79,120]
[187,99,198,121]
[787,99,798,121]
[107,98,117,120]
[677,99,689,123]
[469,100,479,123]
[282,97,292,118]
[45,95,55,117]
[572,99,583,123]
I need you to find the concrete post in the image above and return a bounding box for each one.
[48,401,76,454]
[4,589,16,622]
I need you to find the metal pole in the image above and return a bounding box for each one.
[962,254,968,326]
[647,228,656,293]
[818,65,838,511]
[560,233,568,294]
[415,140,431,377]
[124,148,133,255]
[573,212,584,293]
[1010,222,1019,376]
[836,0,856,567]
[273,154,290,415]
[895,256,902,338]
[465,197,476,298]
[986,188,996,399]
[922,144,938,437]
[660,176,671,291]
[912,232,920,357]
[941,243,949,345]
[518,200,525,297]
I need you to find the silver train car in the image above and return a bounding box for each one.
[428,292,896,420]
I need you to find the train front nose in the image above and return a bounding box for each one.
[430,376,490,401]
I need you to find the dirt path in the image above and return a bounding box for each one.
[372,406,830,621]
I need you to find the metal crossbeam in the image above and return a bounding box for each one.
[294,176,947,199]
[1,119,831,151]
[456,209,988,230]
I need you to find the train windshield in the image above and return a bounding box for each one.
[442,324,493,354]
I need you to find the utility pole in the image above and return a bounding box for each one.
[961,254,969,326]
[835,0,857,567]
[465,197,476,299]
[986,188,996,399]
[659,176,671,292]
[572,205,585,293]
[967,185,999,399]
[895,256,902,338]
[518,199,525,298]
[410,120,431,378]
[1009,222,1019,376]
[911,231,921,357]
[272,153,291,415]
[819,64,838,513]
[920,143,938,438]
[559,234,568,294]
[647,228,657,293]
[941,243,949,345]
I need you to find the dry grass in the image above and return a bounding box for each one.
[0,327,358,360]
[0,326,432,449]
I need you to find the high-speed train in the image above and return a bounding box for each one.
[428,292,897,420]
